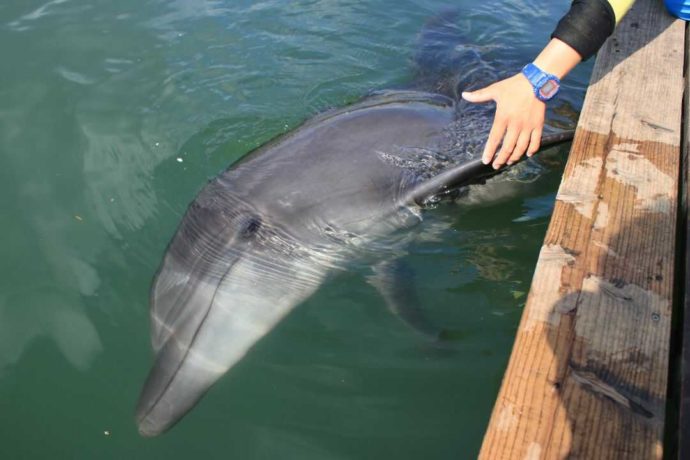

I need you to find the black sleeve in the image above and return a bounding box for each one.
[551,0,617,60]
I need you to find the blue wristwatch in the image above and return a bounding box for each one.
[521,63,560,102]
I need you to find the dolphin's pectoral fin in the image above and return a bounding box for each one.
[405,130,575,206]
[367,258,444,340]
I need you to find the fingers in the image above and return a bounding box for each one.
[482,116,507,165]
[527,128,542,157]
[467,73,547,169]
[507,130,532,165]
[464,84,506,166]
[461,86,494,104]
[502,126,543,166]
[491,126,519,169]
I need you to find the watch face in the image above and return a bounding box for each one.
[539,79,559,100]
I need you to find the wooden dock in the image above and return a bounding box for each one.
[681,12,690,460]
[479,1,686,458]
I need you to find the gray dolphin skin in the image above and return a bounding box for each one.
[135,18,574,436]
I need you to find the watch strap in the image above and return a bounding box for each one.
[521,63,560,102]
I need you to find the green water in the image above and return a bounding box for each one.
[0,1,592,458]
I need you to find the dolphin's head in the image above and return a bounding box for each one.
[136,180,330,436]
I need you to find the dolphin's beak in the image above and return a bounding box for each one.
[135,246,241,437]
[135,222,327,436]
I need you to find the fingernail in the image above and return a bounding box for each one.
[506,161,513,166]
[493,163,500,170]
[482,158,490,165]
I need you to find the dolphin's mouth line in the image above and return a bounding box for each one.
[138,255,241,429]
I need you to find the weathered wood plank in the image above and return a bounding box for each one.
[479,1,685,459]
[680,21,690,460]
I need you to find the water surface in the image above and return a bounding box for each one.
[0,0,592,458]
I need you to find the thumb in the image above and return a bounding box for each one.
[461,86,494,103]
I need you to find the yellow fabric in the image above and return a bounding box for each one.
[606,0,635,23]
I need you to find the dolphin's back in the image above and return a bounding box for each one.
[227,91,460,223]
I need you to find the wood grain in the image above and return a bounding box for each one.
[479,1,685,458]
[680,21,690,460]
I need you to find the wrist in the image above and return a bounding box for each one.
[521,63,560,102]
[532,38,581,80]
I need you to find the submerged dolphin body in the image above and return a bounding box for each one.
[136,19,574,436]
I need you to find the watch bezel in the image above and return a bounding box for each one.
[538,78,560,101]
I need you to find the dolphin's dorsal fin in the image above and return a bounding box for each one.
[405,130,575,206]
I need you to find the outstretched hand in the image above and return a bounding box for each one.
[462,74,546,170]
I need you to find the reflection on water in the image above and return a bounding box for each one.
[0,288,102,373]
[7,0,71,31]
[0,0,591,457]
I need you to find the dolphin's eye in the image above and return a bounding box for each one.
[238,216,262,239]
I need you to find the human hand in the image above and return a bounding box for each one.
[462,74,546,169]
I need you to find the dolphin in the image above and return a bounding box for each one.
[135,18,574,436]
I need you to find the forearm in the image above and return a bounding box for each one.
[552,0,635,60]
[532,38,582,79]
[534,1,635,84]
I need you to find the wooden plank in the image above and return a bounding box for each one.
[680,22,690,460]
[479,1,685,459]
